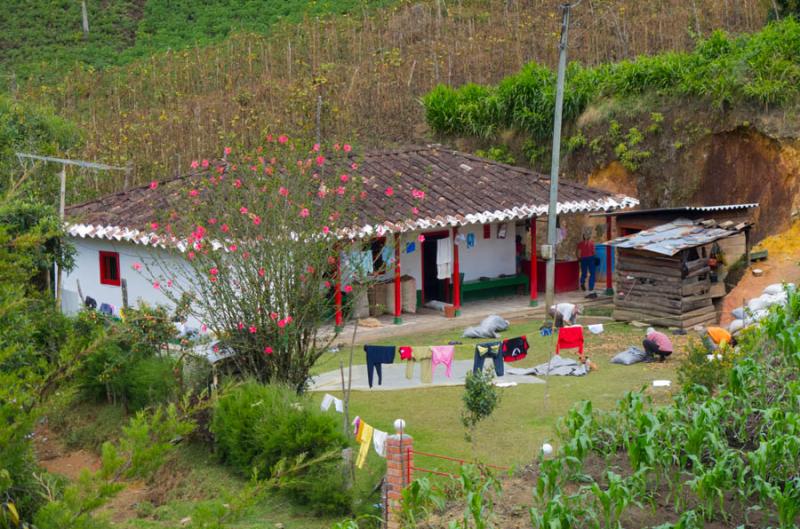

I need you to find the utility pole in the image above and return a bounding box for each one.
[81,1,90,39]
[15,152,127,308]
[544,2,574,317]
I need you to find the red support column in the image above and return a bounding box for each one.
[335,252,343,330]
[452,227,461,316]
[530,218,538,306]
[394,233,402,324]
[605,215,614,295]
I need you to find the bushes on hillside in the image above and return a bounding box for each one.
[210,382,351,514]
[424,18,800,143]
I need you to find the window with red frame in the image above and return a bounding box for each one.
[99,251,121,286]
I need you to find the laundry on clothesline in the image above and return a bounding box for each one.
[399,346,413,361]
[352,416,387,462]
[364,345,396,388]
[430,345,454,378]
[502,336,529,362]
[404,347,433,383]
[506,356,588,377]
[321,393,345,413]
[373,429,388,458]
[556,325,585,362]
[473,342,504,376]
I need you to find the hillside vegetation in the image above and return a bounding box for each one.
[0,0,392,84]
[7,0,765,201]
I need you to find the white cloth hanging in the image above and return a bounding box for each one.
[436,238,453,280]
[372,429,388,458]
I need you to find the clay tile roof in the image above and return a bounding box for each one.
[66,145,638,245]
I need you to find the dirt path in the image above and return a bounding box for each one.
[721,221,800,325]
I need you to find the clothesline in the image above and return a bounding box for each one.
[320,393,387,467]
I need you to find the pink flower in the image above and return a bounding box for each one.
[240,206,248,214]
[277,319,287,328]
[340,174,349,182]
[279,187,289,197]
[210,267,219,275]
[344,285,353,293]
[412,189,426,200]
[166,279,173,287]
[234,179,242,188]
[351,162,358,170]
[201,159,210,168]
[306,265,315,274]
[187,251,195,260]
[266,134,273,142]
[189,189,199,197]
[324,280,332,288]
[315,155,326,166]
[213,344,220,353]
[270,312,278,320]
[201,324,208,333]
[285,316,293,324]
[312,143,320,152]
[149,181,158,190]
[334,143,340,151]
[210,276,217,283]
[209,217,217,224]
[360,191,367,200]
[238,322,245,330]
[253,215,261,225]
[258,268,266,277]
[224,146,232,155]
[322,226,330,235]
[221,224,230,233]
[343,144,352,153]
[153,281,161,289]
[278,135,288,144]
[229,244,238,252]
[150,222,159,230]
[133,262,142,271]
[264,346,273,355]
[299,208,310,218]
[336,186,346,196]
[412,207,419,215]
[190,160,199,169]
[384,186,394,197]
[418,234,426,242]
[249,325,257,334]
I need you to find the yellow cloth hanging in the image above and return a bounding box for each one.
[356,423,374,469]
[355,420,365,443]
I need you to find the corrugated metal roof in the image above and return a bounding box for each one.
[607,218,748,256]
[596,203,758,217]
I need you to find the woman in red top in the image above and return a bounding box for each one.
[577,232,597,293]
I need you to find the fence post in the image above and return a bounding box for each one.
[385,419,412,529]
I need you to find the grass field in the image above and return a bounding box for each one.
[313,317,687,474]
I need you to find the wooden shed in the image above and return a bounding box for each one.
[608,218,751,328]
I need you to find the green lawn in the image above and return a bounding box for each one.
[313,317,687,474]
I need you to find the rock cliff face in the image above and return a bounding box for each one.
[570,107,800,241]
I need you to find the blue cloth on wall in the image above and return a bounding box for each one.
[405,242,416,253]
[466,233,476,248]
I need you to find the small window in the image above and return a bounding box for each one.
[99,251,121,286]
[483,224,491,239]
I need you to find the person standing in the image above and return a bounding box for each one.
[577,231,597,295]
[643,327,673,362]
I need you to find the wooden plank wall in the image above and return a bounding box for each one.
[612,248,717,328]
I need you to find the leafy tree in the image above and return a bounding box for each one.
[461,369,500,445]
[140,137,393,391]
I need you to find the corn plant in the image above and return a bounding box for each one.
[400,476,446,528]
[589,470,645,529]
[530,493,592,529]
[756,476,800,528]
[449,464,502,529]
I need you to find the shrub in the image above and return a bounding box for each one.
[677,338,737,393]
[210,382,351,514]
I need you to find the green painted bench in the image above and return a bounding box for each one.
[460,274,529,301]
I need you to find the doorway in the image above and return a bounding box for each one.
[421,231,451,303]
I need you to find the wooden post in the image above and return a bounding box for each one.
[744,227,751,269]
[335,252,343,331]
[393,233,402,324]
[452,227,461,316]
[530,218,538,306]
[55,164,67,309]
[605,215,614,295]
[81,1,90,39]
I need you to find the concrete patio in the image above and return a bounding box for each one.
[324,289,613,345]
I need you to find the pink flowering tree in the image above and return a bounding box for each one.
[140,137,376,391]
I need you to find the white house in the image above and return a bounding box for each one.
[63,146,638,325]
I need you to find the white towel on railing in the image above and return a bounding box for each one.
[436,238,453,279]
[372,429,388,458]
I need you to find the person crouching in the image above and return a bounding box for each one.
[643,327,673,362]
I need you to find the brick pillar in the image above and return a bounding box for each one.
[385,420,412,529]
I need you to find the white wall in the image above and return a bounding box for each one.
[62,237,201,326]
[396,222,517,287]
